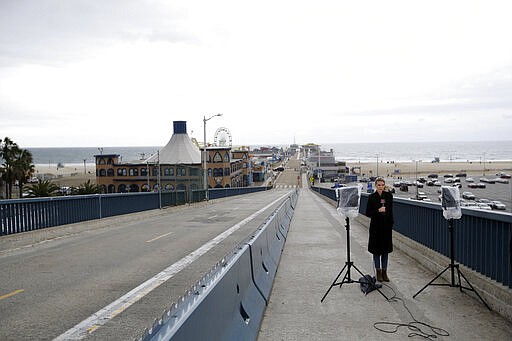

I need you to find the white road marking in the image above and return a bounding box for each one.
[54,193,289,340]
[145,231,173,243]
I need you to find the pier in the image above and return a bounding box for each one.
[1,153,511,340]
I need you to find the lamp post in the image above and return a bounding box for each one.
[203,113,222,200]
[376,154,379,178]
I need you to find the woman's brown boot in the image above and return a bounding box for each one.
[376,268,383,282]
[382,269,390,282]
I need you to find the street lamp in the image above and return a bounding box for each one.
[376,154,379,178]
[203,113,223,200]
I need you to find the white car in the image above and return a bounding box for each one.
[476,203,492,210]
[462,192,475,200]
[490,201,506,210]
[465,177,475,182]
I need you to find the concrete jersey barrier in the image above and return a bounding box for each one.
[140,190,298,341]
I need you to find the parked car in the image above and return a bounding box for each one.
[476,203,492,210]
[494,178,510,184]
[477,198,492,204]
[498,172,511,179]
[444,178,454,183]
[456,173,467,177]
[462,192,475,200]
[444,174,454,178]
[465,177,475,183]
[416,191,428,200]
[480,178,495,184]
[490,201,506,210]
[476,183,486,188]
[427,173,438,178]
[468,183,478,188]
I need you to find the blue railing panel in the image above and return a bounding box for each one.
[0,186,276,236]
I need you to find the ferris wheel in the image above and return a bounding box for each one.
[214,127,232,147]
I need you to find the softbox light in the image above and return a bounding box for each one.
[336,185,362,218]
[441,186,462,220]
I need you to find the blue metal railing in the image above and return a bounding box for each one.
[0,186,273,236]
[312,186,512,288]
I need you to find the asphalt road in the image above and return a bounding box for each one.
[0,189,295,340]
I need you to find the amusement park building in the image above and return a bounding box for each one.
[95,121,249,193]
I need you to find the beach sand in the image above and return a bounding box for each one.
[347,160,512,179]
[34,164,96,187]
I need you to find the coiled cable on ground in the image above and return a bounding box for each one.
[374,283,450,339]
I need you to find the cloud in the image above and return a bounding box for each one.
[0,0,193,67]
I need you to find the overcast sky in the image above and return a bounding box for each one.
[1,0,512,148]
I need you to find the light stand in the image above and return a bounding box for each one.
[321,216,388,302]
[413,218,490,310]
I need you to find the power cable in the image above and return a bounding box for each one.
[373,283,450,339]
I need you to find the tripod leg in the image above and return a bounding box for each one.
[456,268,491,311]
[321,263,348,302]
[413,265,451,298]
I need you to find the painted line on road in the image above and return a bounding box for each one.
[145,231,173,243]
[0,289,24,301]
[54,192,289,340]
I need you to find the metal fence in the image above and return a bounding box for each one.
[312,186,512,288]
[0,187,272,236]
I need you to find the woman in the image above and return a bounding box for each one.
[365,177,394,282]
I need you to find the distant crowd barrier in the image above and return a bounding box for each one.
[312,186,512,289]
[0,187,273,236]
[140,189,298,341]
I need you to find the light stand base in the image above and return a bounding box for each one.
[321,217,388,302]
[413,219,490,310]
[413,263,491,310]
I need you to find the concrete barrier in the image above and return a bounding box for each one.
[142,245,266,341]
[141,190,298,341]
[247,227,278,304]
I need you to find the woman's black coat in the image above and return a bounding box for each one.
[366,190,394,255]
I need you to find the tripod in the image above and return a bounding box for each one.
[413,219,490,310]
[321,217,388,302]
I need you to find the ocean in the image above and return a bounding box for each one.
[26,141,512,166]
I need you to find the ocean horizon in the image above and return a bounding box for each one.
[27,140,512,166]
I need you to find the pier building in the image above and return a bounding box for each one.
[94,121,250,193]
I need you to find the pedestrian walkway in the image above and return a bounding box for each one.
[258,181,512,340]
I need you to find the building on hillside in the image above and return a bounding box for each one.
[95,121,250,193]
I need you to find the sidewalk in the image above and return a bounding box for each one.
[258,185,512,340]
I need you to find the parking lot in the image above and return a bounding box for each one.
[384,175,512,213]
[318,175,512,213]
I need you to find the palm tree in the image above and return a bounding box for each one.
[1,137,19,199]
[24,179,60,197]
[72,179,98,195]
[13,148,35,198]
[1,137,36,198]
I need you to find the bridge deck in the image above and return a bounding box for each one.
[258,182,512,340]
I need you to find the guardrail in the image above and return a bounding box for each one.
[312,186,512,289]
[140,190,298,341]
[0,187,273,236]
